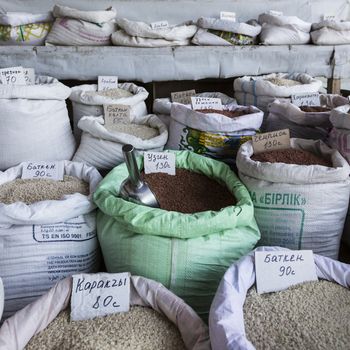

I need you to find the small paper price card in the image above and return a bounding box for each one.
[71,272,130,321]
[21,161,64,181]
[220,11,236,21]
[268,10,283,16]
[98,76,118,91]
[255,250,318,294]
[252,129,290,154]
[171,89,196,104]
[24,68,35,85]
[291,92,320,107]
[144,151,176,175]
[323,14,336,21]
[0,66,26,85]
[104,104,131,129]
[150,20,169,30]
[191,97,223,110]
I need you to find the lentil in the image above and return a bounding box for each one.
[300,106,330,113]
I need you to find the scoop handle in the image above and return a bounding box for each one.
[122,144,143,188]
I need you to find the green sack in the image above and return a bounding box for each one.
[94,150,260,320]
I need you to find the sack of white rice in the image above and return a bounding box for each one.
[234,73,322,112]
[167,103,263,165]
[0,161,102,320]
[209,246,350,350]
[0,276,211,350]
[258,13,311,45]
[311,20,350,45]
[0,12,52,45]
[192,17,261,46]
[72,114,168,170]
[45,5,116,46]
[69,82,148,141]
[0,75,75,170]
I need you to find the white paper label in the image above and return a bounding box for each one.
[103,104,131,129]
[252,129,290,154]
[144,152,176,175]
[98,76,118,91]
[255,250,318,294]
[0,66,26,85]
[323,14,336,21]
[71,272,130,321]
[291,93,320,107]
[171,89,196,104]
[21,161,64,181]
[191,97,223,110]
[220,11,236,21]
[150,20,169,30]
[23,68,35,85]
[268,10,283,16]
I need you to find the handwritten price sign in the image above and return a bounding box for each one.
[21,161,64,181]
[144,152,176,175]
[252,129,290,154]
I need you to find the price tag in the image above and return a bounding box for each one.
[71,272,130,321]
[220,11,236,21]
[21,161,64,181]
[323,14,336,21]
[255,250,318,294]
[144,151,176,175]
[268,10,283,16]
[23,68,35,85]
[171,89,196,104]
[104,104,131,129]
[291,93,320,107]
[150,20,169,30]
[0,66,26,85]
[252,129,290,154]
[191,97,223,110]
[98,76,118,91]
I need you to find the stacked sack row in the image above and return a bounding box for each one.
[2,5,350,46]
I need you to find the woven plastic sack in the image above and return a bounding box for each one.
[69,82,148,141]
[0,161,102,320]
[0,275,211,350]
[73,114,168,170]
[167,103,263,165]
[0,75,75,171]
[236,138,350,259]
[94,150,260,320]
[0,12,52,45]
[311,20,350,45]
[45,5,116,46]
[0,278,3,321]
[234,73,322,112]
[209,246,350,350]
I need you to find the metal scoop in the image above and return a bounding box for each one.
[120,144,160,208]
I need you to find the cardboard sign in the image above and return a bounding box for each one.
[291,93,320,107]
[268,10,283,16]
[98,76,118,91]
[150,20,169,30]
[171,89,196,104]
[191,97,223,110]
[21,161,64,181]
[255,250,318,294]
[144,151,176,175]
[71,272,130,321]
[104,104,131,129]
[0,66,26,85]
[23,68,35,85]
[252,129,290,154]
[220,11,236,21]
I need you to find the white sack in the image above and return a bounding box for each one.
[0,278,3,321]
[69,82,148,141]
[311,20,350,45]
[73,114,168,170]
[236,138,350,259]
[209,246,350,350]
[0,161,102,320]
[0,275,211,350]
[0,75,75,171]
[167,103,263,165]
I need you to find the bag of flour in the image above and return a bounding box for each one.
[0,75,75,171]
[45,5,116,46]
[0,161,102,320]
[234,73,323,112]
[73,114,168,170]
[69,82,148,141]
[0,12,52,45]
[258,13,311,45]
[236,138,350,259]
[167,103,263,165]
[311,20,350,45]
